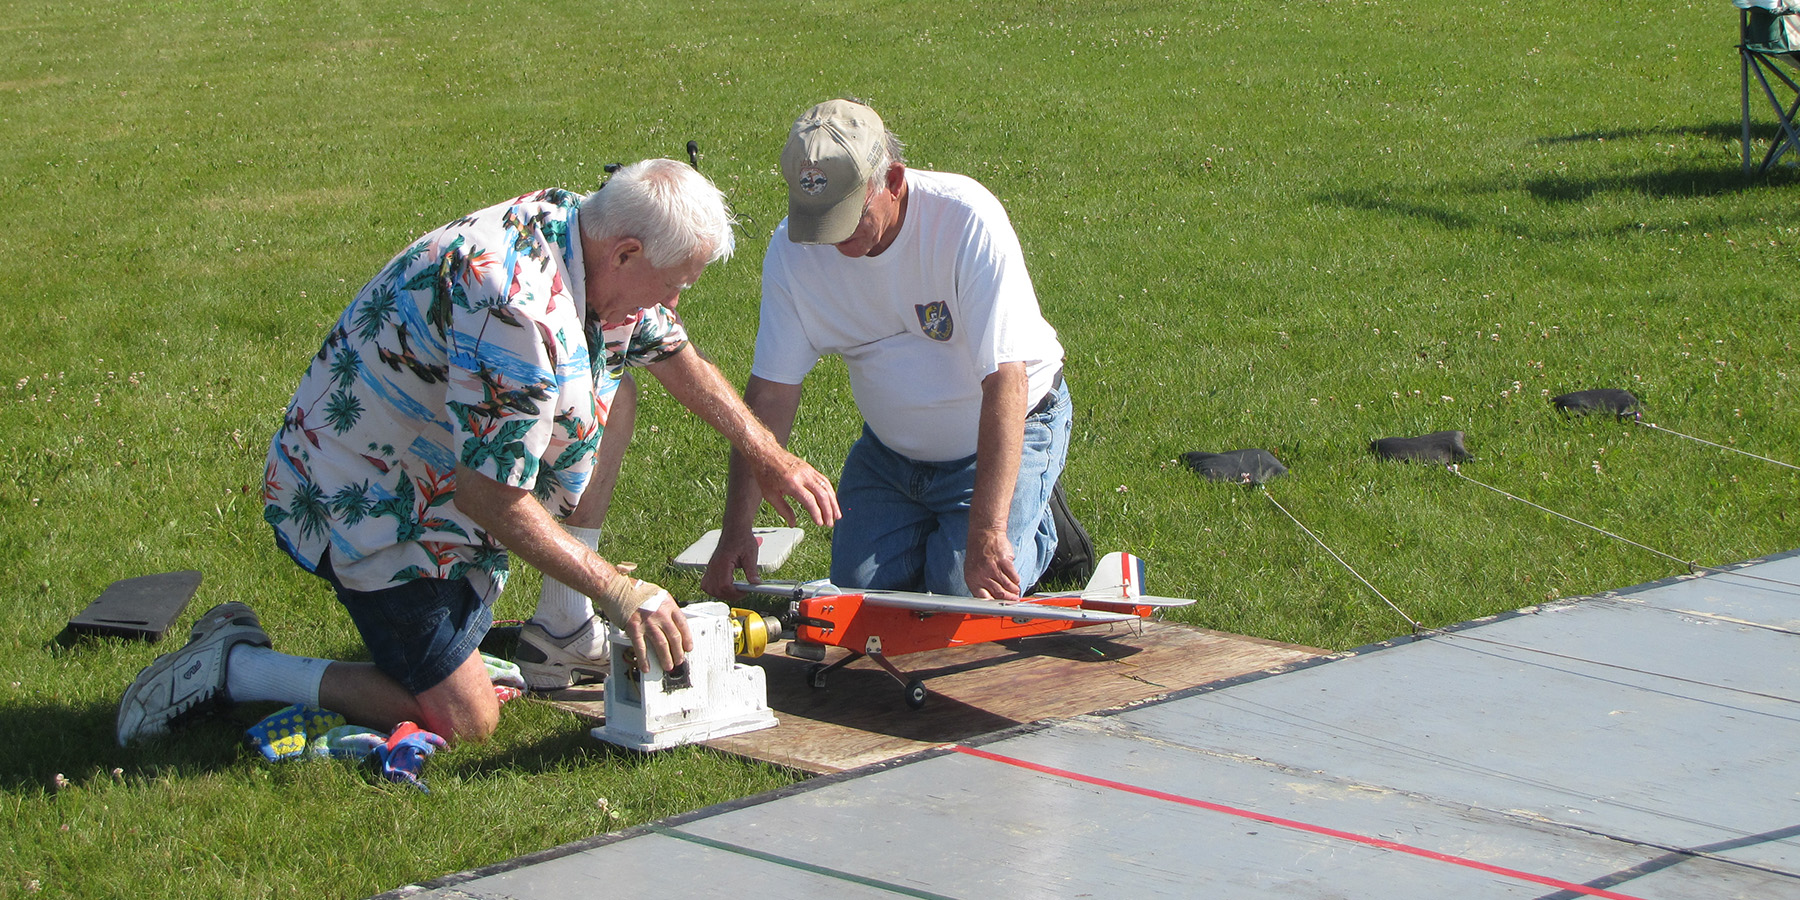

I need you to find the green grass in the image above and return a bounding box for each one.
[3,0,1798,896]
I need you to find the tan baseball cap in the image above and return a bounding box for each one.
[780,99,887,244]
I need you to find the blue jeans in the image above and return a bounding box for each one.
[310,549,492,695]
[830,380,1072,595]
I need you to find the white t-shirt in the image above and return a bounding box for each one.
[755,170,1064,461]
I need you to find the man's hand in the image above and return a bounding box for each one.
[602,576,694,674]
[703,375,833,602]
[452,465,693,673]
[964,526,1023,600]
[747,449,840,528]
[700,530,762,601]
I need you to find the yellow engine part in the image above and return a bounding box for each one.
[729,608,781,657]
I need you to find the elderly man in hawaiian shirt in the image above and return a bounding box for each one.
[118,159,838,746]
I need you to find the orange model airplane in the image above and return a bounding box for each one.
[733,552,1194,709]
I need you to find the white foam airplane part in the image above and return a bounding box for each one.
[733,552,1194,709]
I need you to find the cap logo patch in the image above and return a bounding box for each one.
[798,167,828,196]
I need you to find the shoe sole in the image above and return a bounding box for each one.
[518,662,608,692]
[515,620,611,691]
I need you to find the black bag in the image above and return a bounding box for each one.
[1370,431,1471,464]
[1041,481,1095,589]
[1551,389,1641,420]
[1183,448,1288,484]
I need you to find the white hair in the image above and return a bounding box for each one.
[866,131,908,191]
[578,158,736,268]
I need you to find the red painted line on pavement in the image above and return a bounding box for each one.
[950,744,1649,900]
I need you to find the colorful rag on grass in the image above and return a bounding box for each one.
[244,708,450,790]
[312,725,388,760]
[244,659,525,785]
[484,652,527,689]
[485,652,527,704]
[245,704,348,761]
[376,722,447,793]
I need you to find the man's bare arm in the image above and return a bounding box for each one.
[965,362,1029,599]
[453,464,690,672]
[701,376,806,600]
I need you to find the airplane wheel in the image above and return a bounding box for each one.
[904,680,928,710]
[806,663,828,689]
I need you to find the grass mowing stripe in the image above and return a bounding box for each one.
[649,825,962,900]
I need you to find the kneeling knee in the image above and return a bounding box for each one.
[420,701,499,745]
[415,661,502,744]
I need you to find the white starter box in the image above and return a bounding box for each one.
[590,602,778,751]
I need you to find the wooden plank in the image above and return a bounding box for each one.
[542,621,1324,775]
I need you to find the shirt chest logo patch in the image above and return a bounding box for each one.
[915,301,954,341]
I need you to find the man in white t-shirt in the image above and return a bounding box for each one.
[702,99,1079,601]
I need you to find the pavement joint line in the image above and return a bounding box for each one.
[950,743,1654,900]
[651,825,963,900]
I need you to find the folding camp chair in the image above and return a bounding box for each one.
[1740,3,1800,172]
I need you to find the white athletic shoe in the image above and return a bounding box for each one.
[514,617,611,691]
[116,601,272,746]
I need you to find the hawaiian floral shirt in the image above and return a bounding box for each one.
[263,188,687,599]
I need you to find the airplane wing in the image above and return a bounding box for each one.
[859,590,1139,623]
[729,579,837,602]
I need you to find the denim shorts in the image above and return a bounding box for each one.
[312,549,492,695]
[830,378,1072,595]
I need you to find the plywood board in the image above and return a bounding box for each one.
[542,621,1324,774]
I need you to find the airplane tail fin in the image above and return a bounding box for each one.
[1083,552,1146,599]
[1073,552,1197,608]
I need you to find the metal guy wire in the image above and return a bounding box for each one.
[1260,490,1424,633]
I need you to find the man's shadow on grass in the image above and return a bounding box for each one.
[0,693,262,792]
[0,695,648,796]
[0,629,288,791]
[445,721,697,782]
[3,632,634,793]
[1535,123,1743,145]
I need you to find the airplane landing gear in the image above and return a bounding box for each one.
[800,637,932,710]
[904,680,928,710]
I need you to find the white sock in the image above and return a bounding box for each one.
[534,525,600,638]
[226,644,331,707]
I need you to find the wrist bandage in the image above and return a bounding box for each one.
[594,576,672,624]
